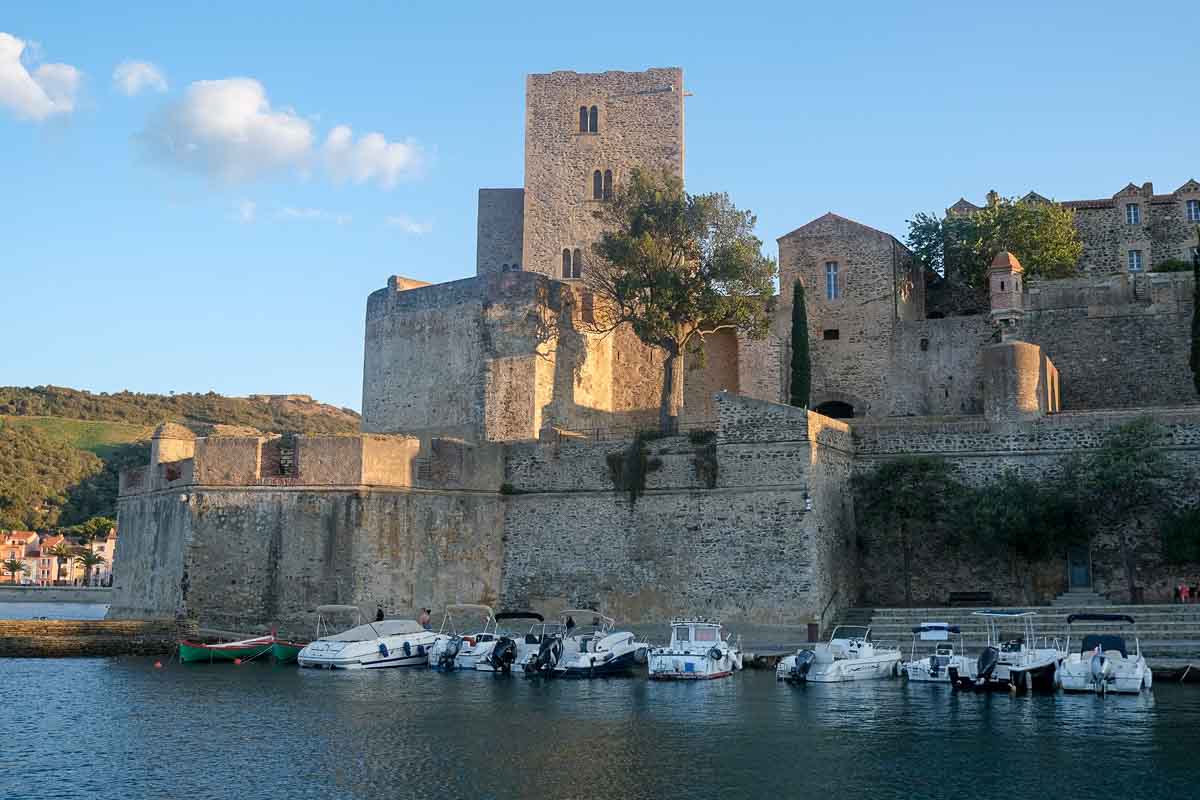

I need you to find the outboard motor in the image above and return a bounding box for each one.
[786,649,817,684]
[489,637,517,673]
[976,646,1000,681]
[438,636,462,671]
[531,636,563,674]
[1089,647,1107,694]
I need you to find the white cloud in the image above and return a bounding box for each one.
[279,207,351,225]
[234,199,256,223]
[113,60,167,95]
[0,32,81,120]
[385,214,433,235]
[140,77,313,182]
[323,125,423,188]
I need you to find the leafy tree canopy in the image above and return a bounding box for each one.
[907,195,1082,287]
[587,168,777,431]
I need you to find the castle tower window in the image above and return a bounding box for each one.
[562,249,572,279]
[588,105,598,133]
[1188,199,1200,223]
[511,262,519,271]
[572,248,582,279]
[822,329,840,341]
[1125,203,1141,225]
[1127,249,1143,272]
[603,170,613,200]
[501,263,509,272]
[593,170,603,200]
[825,261,840,300]
[579,106,588,133]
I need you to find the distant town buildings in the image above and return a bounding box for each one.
[0,527,117,586]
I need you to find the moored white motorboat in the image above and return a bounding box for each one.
[1057,613,1152,694]
[524,609,648,677]
[778,625,901,684]
[903,622,976,684]
[647,618,742,680]
[948,611,1063,692]
[428,604,535,672]
[297,606,443,670]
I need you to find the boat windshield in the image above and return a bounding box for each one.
[694,626,719,642]
[1081,634,1128,657]
[672,626,691,642]
[831,626,870,641]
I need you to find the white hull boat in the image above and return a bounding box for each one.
[949,611,1063,692]
[1057,613,1152,694]
[778,626,901,684]
[647,618,742,680]
[428,605,541,673]
[523,610,648,678]
[297,610,442,670]
[903,622,975,684]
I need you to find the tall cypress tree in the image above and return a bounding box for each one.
[790,280,811,407]
[1191,227,1200,396]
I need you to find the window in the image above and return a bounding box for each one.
[1188,199,1200,223]
[823,329,840,341]
[919,338,929,352]
[603,170,613,200]
[825,261,840,300]
[562,248,582,279]
[578,106,587,133]
[501,263,509,272]
[1128,249,1143,272]
[695,627,718,642]
[673,626,691,642]
[588,105,598,133]
[511,262,520,271]
[1126,203,1140,225]
[592,170,603,200]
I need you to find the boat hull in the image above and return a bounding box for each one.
[298,632,442,670]
[647,649,741,680]
[558,648,645,678]
[271,641,306,664]
[1059,658,1152,694]
[779,651,901,683]
[905,655,975,684]
[178,639,273,663]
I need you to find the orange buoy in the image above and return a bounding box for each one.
[234,658,242,665]
[154,661,163,669]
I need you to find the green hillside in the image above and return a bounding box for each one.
[0,386,361,532]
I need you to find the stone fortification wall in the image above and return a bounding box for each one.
[498,395,846,627]
[522,68,684,280]
[850,408,1200,606]
[888,317,994,417]
[476,188,525,276]
[1014,271,1195,410]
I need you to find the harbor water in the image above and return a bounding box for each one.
[4,657,1198,799]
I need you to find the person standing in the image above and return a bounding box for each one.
[418,608,432,630]
[375,606,385,622]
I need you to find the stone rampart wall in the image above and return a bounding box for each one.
[476,188,524,276]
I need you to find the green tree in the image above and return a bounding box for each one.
[1068,418,1176,602]
[73,550,106,586]
[1191,227,1199,396]
[46,540,77,585]
[962,472,1085,603]
[853,456,963,607]
[906,196,1082,287]
[2,558,28,584]
[789,280,811,408]
[587,168,777,432]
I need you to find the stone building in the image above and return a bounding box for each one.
[111,66,1200,634]
[950,179,1200,274]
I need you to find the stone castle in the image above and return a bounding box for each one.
[111,67,1200,632]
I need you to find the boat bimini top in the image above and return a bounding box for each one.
[438,604,497,635]
[495,611,544,622]
[912,622,961,640]
[1066,613,1136,625]
[313,605,364,638]
[1066,613,1138,657]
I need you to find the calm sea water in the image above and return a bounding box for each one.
[4,658,1197,799]
[0,602,109,620]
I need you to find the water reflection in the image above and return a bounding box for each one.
[4,660,1198,800]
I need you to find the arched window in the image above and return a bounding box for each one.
[501,263,509,272]
[603,170,613,200]
[572,248,582,279]
[588,105,598,133]
[511,262,519,271]
[593,170,603,200]
[562,249,572,279]
[579,106,588,133]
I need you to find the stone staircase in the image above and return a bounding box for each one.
[837,604,1200,671]
[1051,588,1109,607]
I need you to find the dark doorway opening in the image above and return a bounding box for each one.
[814,401,854,419]
[1067,545,1091,589]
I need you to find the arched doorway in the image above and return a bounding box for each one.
[813,400,854,419]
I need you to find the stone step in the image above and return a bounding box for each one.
[866,624,1200,638]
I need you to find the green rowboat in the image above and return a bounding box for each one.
[178,636,274,663]
[271,640,307,664]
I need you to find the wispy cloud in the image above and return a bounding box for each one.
[233,199,256,223]
[0,32,81,121]
[139,76,424,187]
[113,60,167,96]
[384,215,433,235]
[279,207,351,225]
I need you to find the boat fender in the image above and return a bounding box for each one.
[379,642,389,658]
[708,646,723,662]
[403,641,412,657]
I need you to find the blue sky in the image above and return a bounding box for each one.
[3,2,1197,412]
